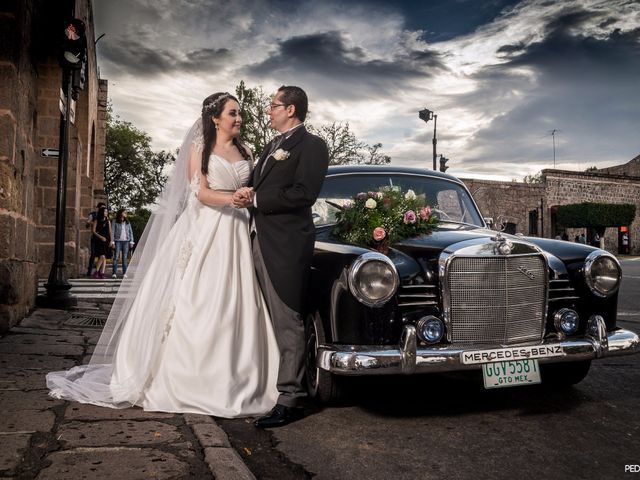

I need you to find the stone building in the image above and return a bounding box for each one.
[1,0,106,332]
[462,161,640,255]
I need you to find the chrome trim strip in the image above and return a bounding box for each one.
[316,325,640,375]
[398,301,438,307]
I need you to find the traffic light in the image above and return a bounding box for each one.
[439,156,449,172]
[59,19,87,70]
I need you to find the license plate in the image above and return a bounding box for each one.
[482,359,541,389]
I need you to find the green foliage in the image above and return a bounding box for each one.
[331,188,438,250]
[556,202,636,228]
[585,166,598,172]
[127,207,152,241]
[105,105,175,211]
[522,172,542,183]
[235,81,276,157]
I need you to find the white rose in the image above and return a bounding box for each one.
[376,192,384,199]
[273,148,290,161]
[404,189,416,200]
[365,198,377,209]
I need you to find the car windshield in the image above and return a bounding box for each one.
[313,173,484,227]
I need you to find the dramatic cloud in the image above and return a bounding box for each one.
[245,31,444,100]
[94,0,640,180]
[99,41,232,76]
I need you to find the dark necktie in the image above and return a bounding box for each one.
[262,135,284,174]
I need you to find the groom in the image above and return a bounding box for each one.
[234,85,329,428]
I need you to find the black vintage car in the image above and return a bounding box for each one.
[305,165,640,401]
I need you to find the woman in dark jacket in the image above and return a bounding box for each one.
[91,206,112,279]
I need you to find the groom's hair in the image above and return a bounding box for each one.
[277,85,308,122]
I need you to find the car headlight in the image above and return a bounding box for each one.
[584,250,621,297]
[348,252,399,307]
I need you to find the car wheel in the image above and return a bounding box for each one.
[541,360,592,386]
[304,311,344,403]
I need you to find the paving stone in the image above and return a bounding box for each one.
[0,343,84,356]
[0,433,31,471]
[57,420,182,447]
[65,403,175,421]
[0,409,55,433]
[192,422,230,447]
[0,390,65,411]
[18,310,69,329]
[170,442,197,459]
[36,447,190,480]
[0,333,85,345]
[204,447,256,480]
[183,413,214,425]
[0,368,47,390]
[0,353,75,370]
[9,326,81,337]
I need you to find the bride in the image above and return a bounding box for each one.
[47,92,280,417]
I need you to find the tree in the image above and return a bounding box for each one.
[235,81,276,157]
[522,172,542,183]
[105,106,175,211]
[308,122,364,165]
[234,81,391,165]
[308,122,391,166]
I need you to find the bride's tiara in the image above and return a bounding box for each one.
[203,93,232,113]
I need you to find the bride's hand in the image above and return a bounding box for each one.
[232,188,253,208]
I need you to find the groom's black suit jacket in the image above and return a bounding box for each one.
[250,126,329,313]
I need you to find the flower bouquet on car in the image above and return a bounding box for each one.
[331,187,438,254]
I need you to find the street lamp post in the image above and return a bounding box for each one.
[38,20,87,308]
[40,68,77,308]
[418,108,437,170]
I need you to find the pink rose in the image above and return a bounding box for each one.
[356,192,367,200]
[419,206,431,220]
[373,227,386,241]
[383,196,392,209]
[403,210,417,224]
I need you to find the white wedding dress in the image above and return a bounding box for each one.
[47,154,280,418]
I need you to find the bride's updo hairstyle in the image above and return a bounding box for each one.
[201,92,250,175]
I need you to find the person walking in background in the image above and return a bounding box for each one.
[111,209,135,278]
[86,202,106,276]
[92,206,112,279]
[578,233,587,244]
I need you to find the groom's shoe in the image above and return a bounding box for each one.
[254,404,304,428]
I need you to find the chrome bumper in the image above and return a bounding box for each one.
[316,317,640,376]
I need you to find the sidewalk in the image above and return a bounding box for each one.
[0,281,255,479]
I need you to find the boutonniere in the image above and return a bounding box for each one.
[273,148,290,161]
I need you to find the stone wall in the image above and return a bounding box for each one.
[543,169,640,255]
[460,170,640,255]
[0,0,106,332]
[461,179,545,235]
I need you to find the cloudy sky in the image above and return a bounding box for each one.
[94,0,640,180]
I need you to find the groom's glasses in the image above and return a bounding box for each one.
[267,103,287,111]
